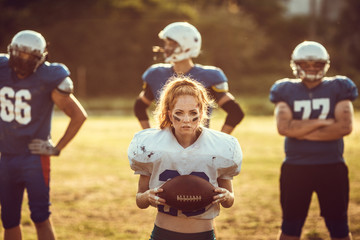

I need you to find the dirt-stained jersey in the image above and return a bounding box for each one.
[0,54,70,154]
[269,76,358,165]
[142,63,228,101]
[128,126,242,220]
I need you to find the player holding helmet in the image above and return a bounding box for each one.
[0,30,87,239]
[270,41,358,240]
[134,22,244,134]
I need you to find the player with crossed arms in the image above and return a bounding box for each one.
[0,30,87,240]
[270,41,358,240]
[134,22,244,134]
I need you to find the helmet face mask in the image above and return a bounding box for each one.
[8,30,48,78]
[156,22,201,63]
[290,41,330,82]
[163,38,182,60]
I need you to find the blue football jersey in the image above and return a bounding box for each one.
[269,76,358,165]
[142,63,228,101]
[0,54,70,154]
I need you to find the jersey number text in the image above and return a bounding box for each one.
[294,98,330,120]
[0,87,31,124]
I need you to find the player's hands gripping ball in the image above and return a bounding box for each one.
[28,139,60,156]
[157,175,216,211]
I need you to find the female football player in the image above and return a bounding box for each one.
[128,76,242,240]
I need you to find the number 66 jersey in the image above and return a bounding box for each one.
[269,76,358,165]
[0,54,69,154]
[128,126,242,219]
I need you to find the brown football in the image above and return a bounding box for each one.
[157,175,216,212]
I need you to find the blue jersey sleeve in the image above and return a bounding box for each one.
[39,62,70,89]
[141,66,153,83]
[335,76,358,101]
[0,54,8,66]
[206,67,227,85]
[269,79,289,103]
[142,63,172,83]
[192,65,228,88]
[141,64,174,100]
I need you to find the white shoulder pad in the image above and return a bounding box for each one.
[202,128,242,179]
[128,129,164,175]
[216,137,242,179]
[57,77,74,94]
[211,82,228,92]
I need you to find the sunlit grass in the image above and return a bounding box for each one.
[1,112,359,239]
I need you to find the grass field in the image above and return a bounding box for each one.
[1,111,359,240]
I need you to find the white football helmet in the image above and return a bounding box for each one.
[8,30,48,77]
[158,22,202,63]
[290,41,330,81]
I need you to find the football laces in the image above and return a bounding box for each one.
[177,195,202,202]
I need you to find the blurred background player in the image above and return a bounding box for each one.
[0,30,87,240]
[134,22,244,134]
[269,41,358,240]
[129,76,242,240]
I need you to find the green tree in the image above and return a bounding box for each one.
[332,0,360,81]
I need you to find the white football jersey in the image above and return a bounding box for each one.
[128,127,242,220]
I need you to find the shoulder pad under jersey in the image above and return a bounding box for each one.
[149,63,172,69]
[202,128,242,179]
[193,64,228,87]
[211,82,229,92]
[128,128,164,175]
[39,62,70,86]
[142,63,172,81]
[332,76,358,101]
[0,54,9,67]
[57,77,74,94]
[269,78,300,103]
[43,62,70,75]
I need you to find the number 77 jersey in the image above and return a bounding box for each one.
[269,76,358,165]
[0,54,69,154]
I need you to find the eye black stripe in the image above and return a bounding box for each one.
[173,115,181,122]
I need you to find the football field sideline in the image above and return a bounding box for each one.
[1,113,359,239]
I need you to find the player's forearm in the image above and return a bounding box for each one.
[53,93,87,151]
[56,113,87,150]
[275,101,331,137]
[138,120,150,129]
[221,100,244,133]
[301,121,352,141]
[302,100,354,141]
[277,118,334,138]
[56,102,87,151]
[134,97,150,129]
[221,124,234,134]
